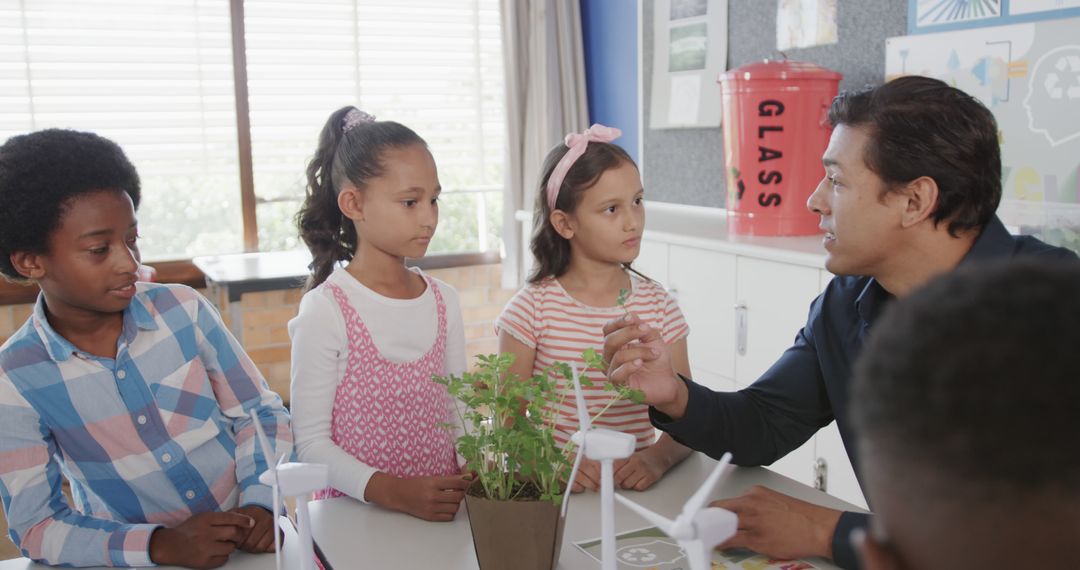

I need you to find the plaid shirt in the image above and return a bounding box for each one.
[0,283,292,567]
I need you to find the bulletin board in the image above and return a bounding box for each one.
[886,16,1080,250]
[640,0,907,208]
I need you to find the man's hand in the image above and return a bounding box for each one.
[367,473,471,522]
[231,505,278,553]
[711,486,842,561]
[149,511,255,569]
[602,313,688,419]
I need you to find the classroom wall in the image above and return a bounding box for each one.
[581,0,640,163]
[641,0,907,207]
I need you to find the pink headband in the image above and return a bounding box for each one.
[545,123,622,212]
[342,108,376,133]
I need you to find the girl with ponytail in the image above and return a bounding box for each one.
[289,106,470,522]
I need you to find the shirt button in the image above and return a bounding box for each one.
[161,453,172,463]
[185,490,196,500]
[137,415,147,425]
[116,370,127,380]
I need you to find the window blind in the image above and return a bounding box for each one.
[244,0,505,253]
[0,0,244,260]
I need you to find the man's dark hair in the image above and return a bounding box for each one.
[852,259,1080,499]
[828,75,1001,237]
[0,129,141,281]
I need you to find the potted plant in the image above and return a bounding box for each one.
[435,349,642,570]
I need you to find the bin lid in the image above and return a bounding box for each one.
[718,58,842,82]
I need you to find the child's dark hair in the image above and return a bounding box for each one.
[528,141,637,283]
[297,106,427,289]
[0,129,141,282]
[852,259,1080,501]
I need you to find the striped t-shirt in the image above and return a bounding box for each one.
[495,273,689,450]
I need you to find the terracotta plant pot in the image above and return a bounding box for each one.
[464,480,566,570]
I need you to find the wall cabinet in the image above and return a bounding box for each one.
[668,246,736,384]
[733,257,821,387]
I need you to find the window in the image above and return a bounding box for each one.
[0,0,505,260]
[1,0,245,259]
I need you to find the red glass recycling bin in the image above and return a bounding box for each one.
[719,59,842,235]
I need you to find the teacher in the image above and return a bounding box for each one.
[602,75,1077,569]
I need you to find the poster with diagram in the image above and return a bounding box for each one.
[908,0,1080,33]
[776,0,838,51]
[886,16,1080,251]
[1011,0,1080,15]
[574,526,820,569]
[649,0,728,129]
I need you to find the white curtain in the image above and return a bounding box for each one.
[500,0,590,287]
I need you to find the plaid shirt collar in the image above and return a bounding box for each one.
[31,288,160,363]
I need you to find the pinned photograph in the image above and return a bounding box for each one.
[669,23,709,72]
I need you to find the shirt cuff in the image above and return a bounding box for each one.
[831,511,870,570]
[648,374,708,431]
[239,483,275,512]
[355,469,376,504]
[121,523,163,567]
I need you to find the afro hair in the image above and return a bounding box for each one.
[0,129,141,281]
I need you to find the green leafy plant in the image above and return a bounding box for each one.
[616,287,630,313]
[435,351,644,506]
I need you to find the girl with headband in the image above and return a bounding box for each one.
[290,106,471,521]
[495,124,694,492]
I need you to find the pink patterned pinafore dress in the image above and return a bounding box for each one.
[313,277,459,499]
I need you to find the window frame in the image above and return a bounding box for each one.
[0,0,503,305]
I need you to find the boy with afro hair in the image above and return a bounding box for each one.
[0,129,292,568]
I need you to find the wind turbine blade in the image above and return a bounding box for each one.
[570,363,591,432]
[682,452,732,520]
[249,409,278,467]
[693,508,739,551]
[273,480,282,570]
[615,493,676,536]
[560,442,586,518]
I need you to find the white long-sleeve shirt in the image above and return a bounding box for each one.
[288,267,466,502]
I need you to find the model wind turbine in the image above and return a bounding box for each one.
[250,410,330,570]
[615,452,738,570]
[560,363,636,570]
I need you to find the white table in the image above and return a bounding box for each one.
[192,250,313,341]
[1,453,862,569]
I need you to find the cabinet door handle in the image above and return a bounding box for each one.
[734,302,748,356]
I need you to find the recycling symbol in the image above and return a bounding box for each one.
[1024,45,1080,146]
[615,539,687,567]
[620,547,658,563]
[1042,54,1080,100]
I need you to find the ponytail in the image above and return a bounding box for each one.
[296,106,426,290]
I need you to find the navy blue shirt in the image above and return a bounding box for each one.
[650,217,1077,569]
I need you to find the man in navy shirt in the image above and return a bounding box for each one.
[602,75,1077,569]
